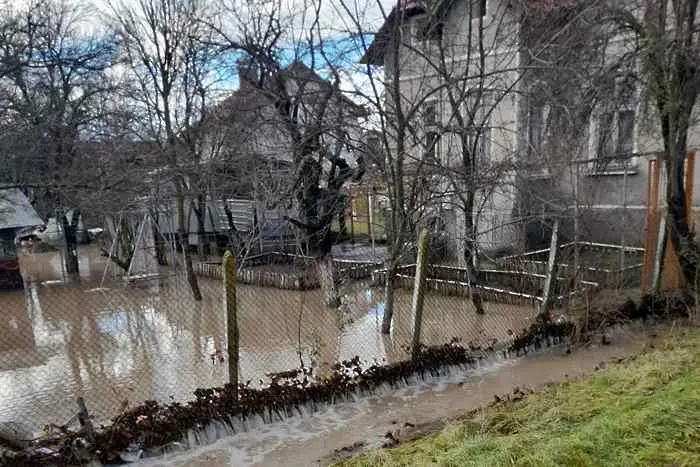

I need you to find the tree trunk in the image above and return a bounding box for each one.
[665,150,699,286]
[195,194,208,259]
[152,220,168,266]
[118,217,135,268]
[223,200,245,255]
[316,254,340,308]
[463,211,485,314]
[338,208,348,240]
[177,192,202,301]
[381,262,397,334]
[60,209,80,275]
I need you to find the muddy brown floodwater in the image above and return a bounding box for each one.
[0,246,536,429]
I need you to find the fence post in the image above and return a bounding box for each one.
[619,158,629,287]
[223,251,239,400]
[539,217,560,318]
[411,228,430,360]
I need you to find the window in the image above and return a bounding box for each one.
[400,15,435,48]
[425,130,439,160]
[617,110,635,154]
[595,109,636,170]
[597,111,615,161]
[467,126,490,164]
[470,0,487,19]
[423,101,438,127]
[527,100,545,161]
[465,89,491,163]
[400,20,414,47]
[595,75,636,171]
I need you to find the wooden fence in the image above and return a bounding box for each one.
[497,241,644,287]
[194,253,383,290]
[371,264,599,308]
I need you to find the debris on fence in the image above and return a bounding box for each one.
[508,289,694,356]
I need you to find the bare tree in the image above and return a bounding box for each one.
[340,0,446,332]
[107,0,224,300]
[606,0,700,286]
[211,0,367,307]
[0,0,118,275]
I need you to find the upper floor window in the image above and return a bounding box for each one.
[421,100,441,160]
[465,89,491,163]
[471,0,487,19]
[400,14,439,50]
[425,130,439,160]
[524,81,549,168]
[423,101,438,128]
[467,126,490,165]
[595,74,637,172]
[527,99,546,161]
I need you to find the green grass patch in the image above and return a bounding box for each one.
[336,327,700,467]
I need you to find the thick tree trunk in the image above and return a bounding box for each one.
[665,151,699,286]
[60,209,81,275]
[463,211,485,314]
[118,217,135,267]
[316,254,340,308]
[177,193,202,301]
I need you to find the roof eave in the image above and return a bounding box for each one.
[358,2,429,66]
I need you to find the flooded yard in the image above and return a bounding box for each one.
[0,247,537,428]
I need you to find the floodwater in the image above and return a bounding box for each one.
[142,322,667,467]
[0,246,536,429]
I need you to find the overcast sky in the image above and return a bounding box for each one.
[7,0,393,109]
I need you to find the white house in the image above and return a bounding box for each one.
[362,0,700,261]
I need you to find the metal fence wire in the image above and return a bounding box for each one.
[0,172,657,453]
[0,229,646,434]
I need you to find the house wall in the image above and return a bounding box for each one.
[381,0,700,257]
[384,0,522,259]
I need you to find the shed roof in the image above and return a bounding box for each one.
[0,188,44,231]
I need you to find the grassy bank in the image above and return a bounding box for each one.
[337,326,700,467]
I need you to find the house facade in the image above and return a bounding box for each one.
[362,0,700,261]
[144,60,369,254]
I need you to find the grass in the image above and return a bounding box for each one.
[335,326,700,467]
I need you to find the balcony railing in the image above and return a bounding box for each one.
[591,152,638,174]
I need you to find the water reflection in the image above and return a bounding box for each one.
[0,248,536,428]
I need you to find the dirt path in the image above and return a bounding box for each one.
[142,323,669,467]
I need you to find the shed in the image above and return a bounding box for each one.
[0,189,43,287]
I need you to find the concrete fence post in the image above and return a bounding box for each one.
[411,228,430,360]
[539,218,560,318]
[223,251,239,400]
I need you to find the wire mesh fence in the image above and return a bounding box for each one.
[0,239,563,433]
